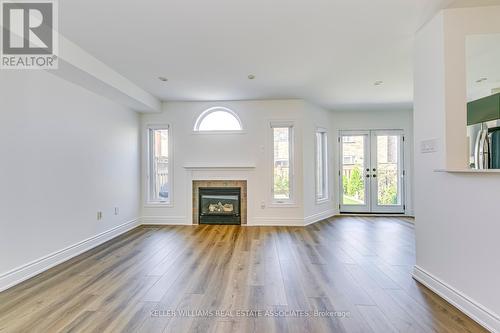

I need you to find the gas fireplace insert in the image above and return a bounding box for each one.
[199,187,241,225]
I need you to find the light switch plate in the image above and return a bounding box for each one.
[420,139,438,153]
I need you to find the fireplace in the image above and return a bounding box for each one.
[192,180,247,225]
[199,187,241,225]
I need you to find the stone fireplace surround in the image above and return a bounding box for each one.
[192,180,247,225]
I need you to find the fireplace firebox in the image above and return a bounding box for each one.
[199,187,241,225]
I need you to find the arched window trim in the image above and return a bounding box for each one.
[193,107,244,133]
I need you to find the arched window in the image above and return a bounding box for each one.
[194,107,243,132]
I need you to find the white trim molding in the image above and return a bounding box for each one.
[145,124,173,206]
[304,209,338,226]
[193,106,244,133]
[251,209,338,227]
[251,217,305,226]
[413,265,500,333]
[0,218,140,293]
[269,121,296,206]
[183,163,256,171]
[141,216,190,225]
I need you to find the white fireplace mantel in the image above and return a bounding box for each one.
[183,163,256,171]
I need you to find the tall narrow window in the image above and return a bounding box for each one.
[316,129,328,201]
[148,126,170,204]
[271,123,294,203]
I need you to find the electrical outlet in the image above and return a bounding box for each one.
[97,211,103,220]
[114,207,119,215]
[260,201,266,209]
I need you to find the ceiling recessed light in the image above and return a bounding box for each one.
[248,74,255,80]
[374,80,384,86]
[158,76,168,82]
[476,77,488,83]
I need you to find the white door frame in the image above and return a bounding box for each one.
[339,129,406,214]
[339,130,371,213]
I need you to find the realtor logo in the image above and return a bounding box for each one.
[1,0,58,69]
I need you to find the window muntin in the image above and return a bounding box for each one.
[148,126,170,204]
[316,130,328,201]
[343,136,356,143]
[272,124,293,203]
[194,107,242,132]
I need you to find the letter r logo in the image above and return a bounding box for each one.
[1,1,53,54]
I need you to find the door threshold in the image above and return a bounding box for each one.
[339,212,409,217]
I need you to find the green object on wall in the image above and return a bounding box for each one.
[467,93,500,125]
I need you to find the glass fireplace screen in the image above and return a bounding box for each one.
[200,189,240,216]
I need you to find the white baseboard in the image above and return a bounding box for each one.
[304,209,338,226]
[0,218,140,293]
[412,265,500,333]
[250,217,305,226]
[141,216,190,225]
[140,213,340,227]
[250,209,338,227]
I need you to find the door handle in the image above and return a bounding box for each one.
[372,174,377,178]
[366,174,370,178]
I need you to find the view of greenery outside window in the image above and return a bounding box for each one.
[149,127,169,203]
[377,135,399,205]
[273,126,292,201]
[342,136,365,205]
[344,166,364,202]
[316,130,328,201]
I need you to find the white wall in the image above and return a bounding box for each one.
[141,99,336,226]
[413,7,500,332]
[0,70,140,291]
[330,109,414,215]
[302,102,337,222]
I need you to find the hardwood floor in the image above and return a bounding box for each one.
[0,216,488,333]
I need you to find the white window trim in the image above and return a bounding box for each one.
[315,127,329,204]
[270,121,295,206]
[145,124,173,207]
[192,106,245,134]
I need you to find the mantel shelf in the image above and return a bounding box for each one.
[184,164,256,170]
[434,169,500,174]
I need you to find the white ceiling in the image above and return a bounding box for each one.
[58,0,491,110]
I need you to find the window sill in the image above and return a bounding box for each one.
[191,130,247,135]
[144,202,173,208]
[268,202,299,208]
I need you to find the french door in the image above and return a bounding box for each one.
[339,130,405,213]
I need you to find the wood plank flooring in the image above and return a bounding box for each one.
[0,216,488,333]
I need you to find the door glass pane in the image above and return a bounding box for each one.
[376,135,401,205]
[342,136,366,205]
